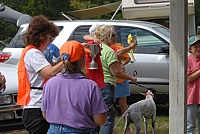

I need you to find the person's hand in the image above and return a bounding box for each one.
[130,76,137,84]
[130,40,137,49]
[81,42,88,48]
[93,38,100,43]
[0,72,6,91]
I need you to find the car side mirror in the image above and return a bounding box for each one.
[158,45,169,54]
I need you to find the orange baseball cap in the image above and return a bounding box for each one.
[60,40,90,63]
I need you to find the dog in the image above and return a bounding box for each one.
[113,88,156,134]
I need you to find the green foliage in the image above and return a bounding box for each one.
[0,21,17,43]
[70,0,91,10]
[0,0,72,41]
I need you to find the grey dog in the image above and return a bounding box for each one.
[113,89,156,134]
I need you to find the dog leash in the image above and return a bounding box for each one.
[133,70,157,100]
[133,70,151,90]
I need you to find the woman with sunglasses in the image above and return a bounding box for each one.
[17,15,63,134]
[110,33,137,134]
[95,24,137,134]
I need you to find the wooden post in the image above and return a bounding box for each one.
[169,0,188,133]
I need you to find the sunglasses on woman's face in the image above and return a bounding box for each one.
[111,34,116,37]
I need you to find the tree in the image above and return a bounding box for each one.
[0,0,72,42]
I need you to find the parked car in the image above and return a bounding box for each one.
[0,20,169,130]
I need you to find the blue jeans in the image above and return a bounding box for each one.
[99,83,115,134]
[198,105,200,134]
[187,104,198,134]
[47,123,92,134]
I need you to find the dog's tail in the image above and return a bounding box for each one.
[113,108,130,130]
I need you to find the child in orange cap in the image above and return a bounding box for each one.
[42,40,107,134]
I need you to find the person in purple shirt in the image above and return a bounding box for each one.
[42,40,107,134]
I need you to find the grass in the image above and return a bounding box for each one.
[4,117,169,134]
[114,116,169,134]
[4,110,199,134]
[2,115,171,134]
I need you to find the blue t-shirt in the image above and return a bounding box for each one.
[43,43,60,63]
[42,73,108,129]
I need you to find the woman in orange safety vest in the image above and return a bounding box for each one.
[17,15,63,134]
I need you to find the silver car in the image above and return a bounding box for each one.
[0,20,169,130]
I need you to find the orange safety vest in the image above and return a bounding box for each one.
[17,45,47,106]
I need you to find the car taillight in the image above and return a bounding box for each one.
[0,53,11,62]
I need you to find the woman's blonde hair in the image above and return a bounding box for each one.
[95,24,115,45]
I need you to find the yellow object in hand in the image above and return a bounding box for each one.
[127,34,133,45]
[127,34,136,61]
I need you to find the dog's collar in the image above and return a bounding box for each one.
[144,93,154,98]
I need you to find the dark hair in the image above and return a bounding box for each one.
[24,15,59,47]
[62,60,82,74]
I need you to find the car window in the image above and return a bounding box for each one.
[0,41,6,51]
[68,25,90,43]
[68,25,168,54]
[7,26,64,48]
[115,26,168,54]
[7,27,25,48]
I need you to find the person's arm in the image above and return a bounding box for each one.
[38,61,63,79]
[93,113,107,126]
[42,112,46,119]
[115,40,136,56]
[83,35,100,42]
[188,69,200,83]
[109,62,137,84]
[121,56,131,66]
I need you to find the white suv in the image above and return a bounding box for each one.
[0,20,170,130]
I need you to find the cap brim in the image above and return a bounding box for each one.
[190,39,200,46]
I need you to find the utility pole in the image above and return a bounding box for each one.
[169,0,188,133]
